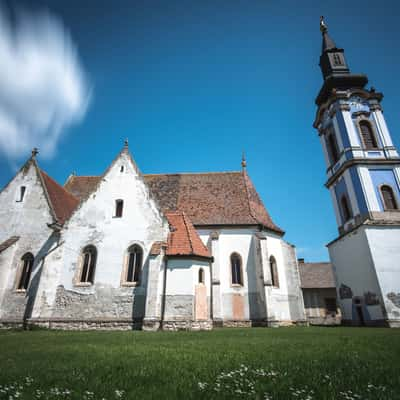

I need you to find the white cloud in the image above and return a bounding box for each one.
[0,6,91,162]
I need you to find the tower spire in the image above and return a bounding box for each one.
[320,16,337,53]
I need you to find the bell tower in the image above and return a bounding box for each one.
[313,17,400,327]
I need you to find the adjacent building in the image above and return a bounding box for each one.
[298,259,341,325]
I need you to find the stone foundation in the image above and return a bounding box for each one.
[161,320,213,331]
[24,318,143,330]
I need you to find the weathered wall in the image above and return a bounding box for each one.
[163,258,210,320]
[365,226,400,324]
[281,241,306,322]
[302,288,341,325]
[328,226,385,325]
[0,161,55,321]
[198,228,303,323]
[46,151,169,321]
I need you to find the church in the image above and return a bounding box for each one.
[0,17,399,330]
[0,143,306,330]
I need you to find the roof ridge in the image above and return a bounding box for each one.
[181,212,194,254]
[144,171,242,176]
[242,170,259,225]
[40,170,79,202]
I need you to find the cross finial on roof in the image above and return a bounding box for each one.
[241,151,247,169]
[320,16,328,33]
[124,138,129,148]
[31,148,39,158]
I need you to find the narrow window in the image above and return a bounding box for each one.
[198,268,205,284]
[115,199,123,218]
[333,53,342,66]
[120,165,124,172]
[327,132,340,164]
[126,245,143,283]
[80,246,97,283]
[17,253,34,290]
[359,120,378,149]
[231,253,243,285]
[381,185,398,210]
[341,196,352,222]
[19,186,26,202]
[269,256,279,288]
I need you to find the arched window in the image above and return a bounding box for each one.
[17,253,34,290]
[269,256,279,288]
[359,120,378,149]
[230,253,243,285]
[80,245,97,284]
[381,185,398,210]
[341,196,352,222]
[126,245,142,283]
[115,199,124,218]
[198,268,205,284]
[327,133,339,164]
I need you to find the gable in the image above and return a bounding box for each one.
[0,160,54,241]
[64,149,167,234]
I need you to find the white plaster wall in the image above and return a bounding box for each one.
[198,228,294,322]
[328,226,384,321]
[165,259,210,296]
[264,233,292,321]
[365,227,400,321]
[46,151,169,316]
[0,162,55,319]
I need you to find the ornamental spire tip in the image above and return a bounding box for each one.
[320,16,328,33]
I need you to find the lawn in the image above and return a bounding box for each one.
[0,327,399,400]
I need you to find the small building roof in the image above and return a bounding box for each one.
[164,211,212,259]
[298,261,336,289]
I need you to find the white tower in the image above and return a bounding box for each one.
[314,18,400,327]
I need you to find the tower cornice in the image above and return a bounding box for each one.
[325,158,400,188]
[313,88,384,129]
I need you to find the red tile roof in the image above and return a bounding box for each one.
[40,170,80,225]
[0,236,20,253]
[64,175,101,201]
[165,211,212,259]
[64,171,283,233]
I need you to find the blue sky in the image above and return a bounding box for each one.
[1,0,400,261]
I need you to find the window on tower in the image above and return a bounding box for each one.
[327,131,340,165]
[359,120,378,149]
[340,195,352,222]
[380,185,398,210]
[333,53,342,66]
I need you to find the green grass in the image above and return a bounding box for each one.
[0,327,399,399]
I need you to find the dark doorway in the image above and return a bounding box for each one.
[356,305,365,326]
